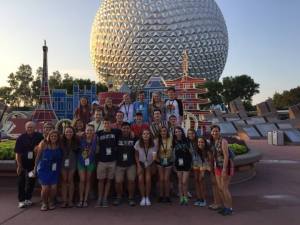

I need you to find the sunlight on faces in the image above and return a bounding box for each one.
[167,89,176,100]
[198,138,206,149]
[211,126,221,140]
[80,97,88,106]
[175,128,182,139]
[138,92,145,101]
[105,97,113,107]
[49,133,59,144]
[121,125,131,136]
[85,125,95,138]
[142,130,151,142]
[187,130,196,140]
[116,111,124,122]
[160,127,168,138]
[153,110,162,121]
[94,110,102,122]
[169,115,177,126]
[64,127,74,140]
[103,120,111,131]
[123,93,131,103]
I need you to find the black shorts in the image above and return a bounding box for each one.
[175,165,191,172]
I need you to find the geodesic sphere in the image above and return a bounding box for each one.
[90,0,228,89]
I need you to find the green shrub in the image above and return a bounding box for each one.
[0,140,16,160]
[229,143,248,155]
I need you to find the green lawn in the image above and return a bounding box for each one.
[0,140,15,160]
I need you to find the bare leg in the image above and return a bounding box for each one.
[158,166,164,197]
[97,179,105,201]
[221,175,232,208]
[50,185,57,205]
[182,172,190,197]
[199,171,206,200]
[215,175,226,206]
[164,167,172,198]
[79,171,86,202]
[128,181,135,199]
[84,172,92,202]
[211,174,221,206]
[145,167,152,197]
[103,179,112,201]
[194,171,201,200]
[138,168,145,197]
[177,172,183,198]
[68,170,75,205]
[61,170,68,204]
[41,186,49,205]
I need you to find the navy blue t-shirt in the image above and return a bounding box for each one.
[95,129,121,163]
[14,132,44,170]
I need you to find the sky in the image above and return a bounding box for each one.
[0,0,299,104]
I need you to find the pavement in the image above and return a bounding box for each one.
[0,140,300,225]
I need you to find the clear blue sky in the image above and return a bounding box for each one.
[0,0,299,104]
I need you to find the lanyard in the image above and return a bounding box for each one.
[161,138,169,156]
[168,100,175,113]
[123,103,130,120]
[144,146,149,161]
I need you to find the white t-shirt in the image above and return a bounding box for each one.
[165,99,180,120]
[89,120,104,132]
[119,103,134,123]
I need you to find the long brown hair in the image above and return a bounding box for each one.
[45,130,60,147]
[138,128,155,149]
[197,137,210,160]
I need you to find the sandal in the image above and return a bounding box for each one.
[208,204,222,210]
[76,201,83,208]
[83,201,88,208]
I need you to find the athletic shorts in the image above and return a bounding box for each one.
[115,165,136,182]
[214,167,234,177]
[77,162,95,173]
[97,161,116,180]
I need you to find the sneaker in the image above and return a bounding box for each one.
[113,198,121,206]
[18,202,26,208]
[76,201,83,208]
[145,197,151,206]
[179,197,184,205]
[48,203,56,210]
[95,200,102,208]
[24,200,33,207]
[194,199,201,206]
[40,203,48,211]
[183,196,189,205]
[102,200,109,208]
[128,199,136,207]
[83,201,88,208]
[140,197,146,206]
[199,200,207,207]
[221,208,233,216]
[165,197,172,203]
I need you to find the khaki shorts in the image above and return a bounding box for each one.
[97,161,116,180]
[115,165,136,183]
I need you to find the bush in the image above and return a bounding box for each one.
[0,140,16,160]
[229,143,248,155]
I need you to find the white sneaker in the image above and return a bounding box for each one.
[145,197,151,206]
[140,197,146,206]
[25,200,33,206]
[18,202,26,208]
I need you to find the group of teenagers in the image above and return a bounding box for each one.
[15,87,233,216]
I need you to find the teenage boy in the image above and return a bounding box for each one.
[133,91,149,122]
[113,122,137,206]
[95,117,121,207]
[15,121,43,208]
[119,93,134,123]
[168,114,178,136]
[149,109,168,138]
[89,109,104,132]
[131,112,149,138]
[165,87,183,124]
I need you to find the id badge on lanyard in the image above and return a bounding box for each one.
[106,148,112,156]
[64,159,70,168]
[52,163,57,171]
[178,158,184,166]
[27,151,34,160]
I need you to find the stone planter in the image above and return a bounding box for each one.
[0,160,16,176]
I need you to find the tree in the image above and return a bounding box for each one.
[0,87,14,105]
[15,65,34,106]
[204,80,223,105]
[273,86,300,109]
[61,73,74,94]
[222,75,260,105]
[205,74,260,110]
[31,67,42,105]
[49,71,62,90]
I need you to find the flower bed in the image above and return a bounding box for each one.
[0,140,15,160]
